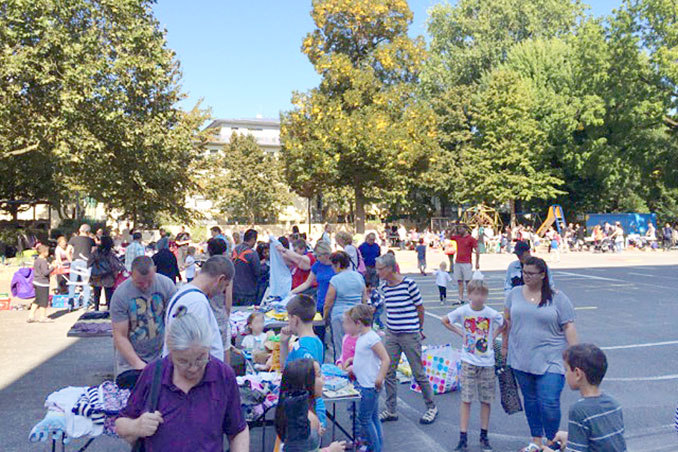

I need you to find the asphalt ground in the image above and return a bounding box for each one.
[1,262,677,451]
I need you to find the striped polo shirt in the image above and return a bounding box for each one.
[566,393,627,452]
[380,277,423,333]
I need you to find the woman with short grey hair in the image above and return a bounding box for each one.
[376,253,438,425]
[115,311,249,451]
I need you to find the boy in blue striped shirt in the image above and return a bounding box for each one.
[544,344,626,452]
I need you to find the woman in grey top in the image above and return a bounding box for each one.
[502,257,578,451]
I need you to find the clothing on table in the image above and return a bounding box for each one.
[380,277,423,333]
[124,241,145,271]
[163,284,225,361]
[232,243,261,302]
[242,332,268,353]
[358,242,381,267]
[119,357,247,452]
[566,393,627,452]
[353,330,382,389]
[69,235,95,262]
[42,386,104,439]
[285,335,327,427]
[152,248,181,283]
[311,261,335,312]
[513,370,565,441]
[451,235,477,264]
[446,304,503,367]
[505,286,575,375]
[336,334,358,367]
[110,274,177,374]
[184,255,196,280]
[383,330,435,413]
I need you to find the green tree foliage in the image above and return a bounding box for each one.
[0,0,208,224]
[281,0,438,232]
[205,133,290,225]
[468,69,564,224]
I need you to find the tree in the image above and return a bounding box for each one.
[205,133,290,225]
[0,0,208,225]
[467,69,564,225]
[281,0,438,233]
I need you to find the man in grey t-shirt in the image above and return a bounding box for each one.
[111,256,177,375]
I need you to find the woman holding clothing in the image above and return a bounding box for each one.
[503,256,578,451]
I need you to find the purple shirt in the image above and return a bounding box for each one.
[119,356,246,451]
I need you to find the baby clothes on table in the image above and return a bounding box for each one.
[29,411,69,443]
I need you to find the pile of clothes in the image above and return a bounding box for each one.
[236,372,282,422]
[29,382,130,444]
[68,311,113,336]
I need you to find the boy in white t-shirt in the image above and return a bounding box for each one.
[434,261,453,304]
[442,279,505,452]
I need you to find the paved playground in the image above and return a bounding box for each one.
[1,250,677,451]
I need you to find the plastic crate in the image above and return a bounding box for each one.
[51,294,69,309]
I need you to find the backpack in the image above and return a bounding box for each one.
[90,253,113,278]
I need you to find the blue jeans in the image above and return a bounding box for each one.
[513,370,565,440]
[68,259,91,307]
[358,386,383,452]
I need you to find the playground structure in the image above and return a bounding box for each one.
[536,204,567,236]
[461,204,503,230]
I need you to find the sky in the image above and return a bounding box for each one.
[152,0,623,121]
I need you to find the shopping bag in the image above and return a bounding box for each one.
[472,270,484,280]
[410,344,462,394]
[494,339,523,415]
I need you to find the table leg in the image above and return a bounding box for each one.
[332,402,336,441]
[352,401,356,445]
[262,419,266,452]
[51,439,55,452]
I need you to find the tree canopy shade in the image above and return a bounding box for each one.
[280,0,439,233]
[203,133,291,225]
[0,0,209,225]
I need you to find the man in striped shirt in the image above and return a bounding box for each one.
[544,344,626,452]
[376,253,438,425]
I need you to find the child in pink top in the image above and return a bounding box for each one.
[336,311,359,371]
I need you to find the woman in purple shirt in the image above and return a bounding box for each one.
[115,310,249,452]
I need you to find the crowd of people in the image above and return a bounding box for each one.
[24,221,632,452]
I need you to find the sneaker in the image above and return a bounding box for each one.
[480,437,493,452]
[453,440,468,452]
[379,410,398,422]
[419,406,438,424]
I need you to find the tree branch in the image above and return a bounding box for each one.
[2,143,39,158]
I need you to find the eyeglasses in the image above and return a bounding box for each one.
[523,271,544,278]
[174,356,210,369]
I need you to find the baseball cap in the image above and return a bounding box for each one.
[514,241,530,256]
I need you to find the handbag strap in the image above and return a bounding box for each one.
[147,359,164,412]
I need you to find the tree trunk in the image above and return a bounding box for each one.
[354,184,366,234]
[307,197,312,235]
[510,199,517,227]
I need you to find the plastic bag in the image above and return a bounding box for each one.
[472,270,484,280]
[410,344,462,394]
